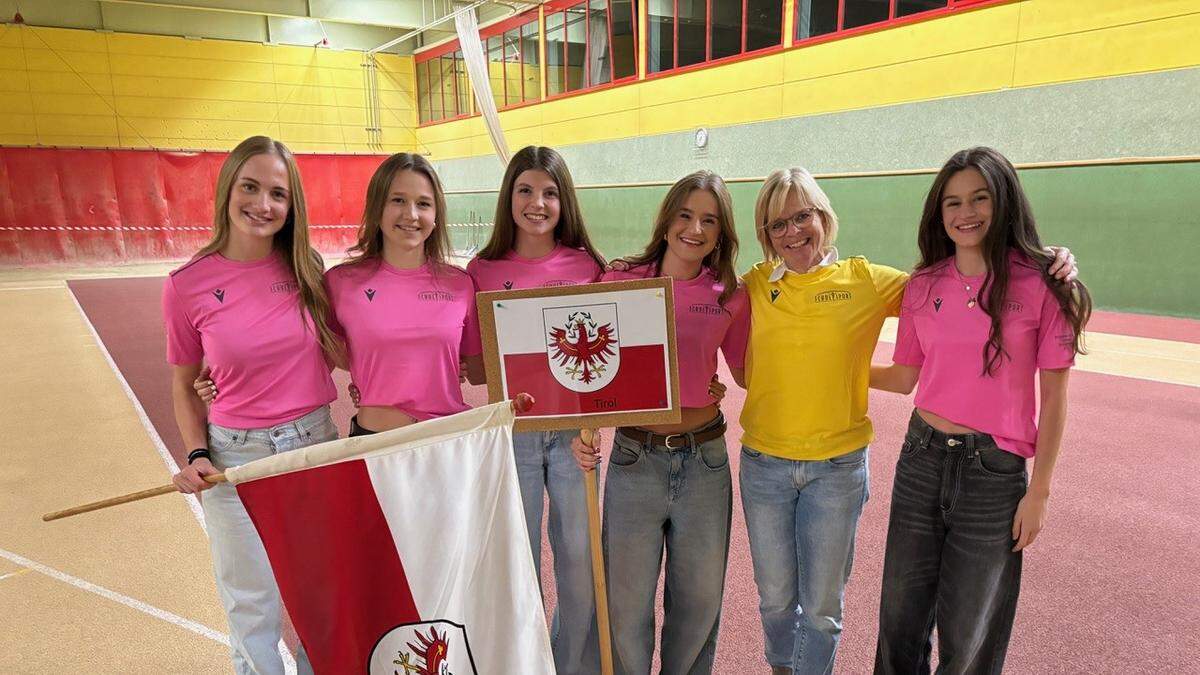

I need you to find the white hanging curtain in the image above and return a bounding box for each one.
[455,9,511,166]
[588,4,611,85]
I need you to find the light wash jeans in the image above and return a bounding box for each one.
[739,445,870,674]
[204,405,337,675]
[602,418,732,675]
[512,429,601,675]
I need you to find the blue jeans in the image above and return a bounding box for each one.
[204,405,337,675]
[512,429,600,675]
[874,412,1026,675]
[739,445,870,673]
[603,419,732,675]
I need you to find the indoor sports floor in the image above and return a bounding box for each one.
[2,264,1197,673]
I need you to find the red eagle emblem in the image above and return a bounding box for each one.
[547,311,618,385]
[393,626,451,675]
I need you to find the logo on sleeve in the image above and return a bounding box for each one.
[503,280,513,290]
[365,288,376,302]
[212,289,225,303]
[933,297,942,313]
[770,289,781,303]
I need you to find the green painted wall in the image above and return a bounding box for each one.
[448,160,1200,319]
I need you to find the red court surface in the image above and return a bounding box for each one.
[68,276,1200,673]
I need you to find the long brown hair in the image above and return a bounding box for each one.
[620,170,740,305]
[196,135,342,361]
[343,152,451,269]
[915,147,1092,375]
[476,145,605,269]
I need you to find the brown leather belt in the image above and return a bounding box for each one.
[616,422,727,451]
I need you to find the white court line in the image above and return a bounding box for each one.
[66,286,208,533]
[66,285,298,674]
[0,284,63,291]
[0,547,229,646]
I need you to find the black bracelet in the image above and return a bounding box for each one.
[187,448,212,465]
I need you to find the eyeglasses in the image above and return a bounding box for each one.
[762,209,818,239]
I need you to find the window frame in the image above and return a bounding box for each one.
[793,0,1014,50]
[543,0,640,103]
[643,0,786,80]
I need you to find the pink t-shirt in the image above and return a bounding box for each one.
[162,252,337,429]
[324,260,482,421]
[602,264,750,408]
[893,252,1076,457]
[465,243,603,292]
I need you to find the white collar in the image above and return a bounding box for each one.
[768,247,840,282]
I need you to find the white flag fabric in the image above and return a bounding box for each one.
[454,8,510,167]
[225,402,553,674]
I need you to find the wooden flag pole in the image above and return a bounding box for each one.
[580,428,614,675]
[42,474,227,522]
[43,396,539,523]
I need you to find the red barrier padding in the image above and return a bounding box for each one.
[0,147,386,265]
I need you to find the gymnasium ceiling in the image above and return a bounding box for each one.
[0,0,535,54]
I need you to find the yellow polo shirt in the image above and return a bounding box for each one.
[740,256,908,460]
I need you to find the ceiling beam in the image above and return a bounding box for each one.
[93,0,424,31]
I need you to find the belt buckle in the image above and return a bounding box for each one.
[947,438,961,447]
[663,433,685,450]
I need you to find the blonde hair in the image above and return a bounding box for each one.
[619,171,740,305]
[196,135,342,361]
[343,152,451,268]
[753,167,840,262]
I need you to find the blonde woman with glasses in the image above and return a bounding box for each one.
[737,167,1078,675]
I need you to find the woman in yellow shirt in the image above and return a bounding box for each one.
[738,167,1076,675]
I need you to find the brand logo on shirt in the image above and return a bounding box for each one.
[933,297,943,313]
[212,289,225,303]
[689,303,725,316]
[814,290,852,304]
[418,290,454,302]
[270,281,299,294]
[543,280,576,287]
[770,289,781,303]
[365,288,376,302]
[503,280,513,290]
[1004,301,1024,313]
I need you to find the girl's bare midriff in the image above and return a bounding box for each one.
[636,403,721,435]
[357,405,418,433]
[917,407,980,435]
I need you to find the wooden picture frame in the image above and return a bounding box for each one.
[476,277,681,432]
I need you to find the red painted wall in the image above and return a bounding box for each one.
[0,147,386,265]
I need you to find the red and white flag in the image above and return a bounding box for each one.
[224,402,553,675]
[490,284,673,417]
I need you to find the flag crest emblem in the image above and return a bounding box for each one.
[369,620,477,675]
[544,304,619,393]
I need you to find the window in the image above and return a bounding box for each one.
[611,0,637,79]
[652,0,782,74]
[487,36,506,105]
[454,50,469,116]
[648,0,674,73]
[795,1,971,43]
[417,60,432,123]
[547,11,566,95]
[503,29,523,106]
[588,0,612,86]
[521,21,541,101]
[565,5,587,91]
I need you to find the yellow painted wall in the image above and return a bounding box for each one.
[416,0,1200,160]
[0,24,418,153]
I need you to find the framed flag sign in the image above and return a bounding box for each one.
[477,277,681,431]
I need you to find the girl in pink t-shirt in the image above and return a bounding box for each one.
[570,170,749,675]
[325,153,483,435]
[164,136,340,674]
[465,146,606,675]
[871,147,1093,673]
